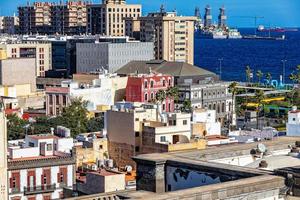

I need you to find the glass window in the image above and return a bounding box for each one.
[160,136,166,142]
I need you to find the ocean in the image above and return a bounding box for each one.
[194,28,300,83]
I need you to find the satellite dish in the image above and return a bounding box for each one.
[125,165,133,173]
[257,143,267,153]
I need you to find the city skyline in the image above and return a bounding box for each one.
[0,0,299,27]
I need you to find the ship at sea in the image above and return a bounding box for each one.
[194,5,242,40]
[257,25,298,33]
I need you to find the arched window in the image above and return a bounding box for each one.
[151,93,154,100]
[217,104,220,113]
[222,102,225,113]
[150,80,154,88]
[144,81,148,89]
[144,93,148,101]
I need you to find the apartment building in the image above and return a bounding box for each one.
[105,102,206,168]
[0,16,19,34]
[87,0,141,36]
[0,102,8,200]
[18,1,88,35]
[7,134,75,200]
[126,73,174,112]
[46,73,128,116]
[0,42,52,77]
[138,10,197,65]
[0,55,36,92]
[287,107,300,136]
[177,81,235,124]
[76,41,154,73]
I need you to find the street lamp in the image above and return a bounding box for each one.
[218,58,223,80]
[281,59,287,85]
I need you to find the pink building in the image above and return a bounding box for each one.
[8,134,75,200]
[126,73,174,112]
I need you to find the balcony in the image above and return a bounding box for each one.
[10,187,21,195]
[24,184,56,195]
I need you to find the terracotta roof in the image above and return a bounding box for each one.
[10,155,58,162]
[116,60,216,77]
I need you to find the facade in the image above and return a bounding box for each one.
[139,11,197,65]
[177,81,234,123]
[46,73,128,116]
[126,73,174,112]
[18,1,88,35]
[7,134,75,200]
[0,57,36,92]
[192,109,221,136]
[74,133,108,168]
[0,42,52,77]
[0,16,19,34]
[77,170,125,195]
[286,107,300,136]
[204,5,212,28]
[105,102,206,168]
[76,42,154,73]
[0,102,8,200]
[87,0,141,36]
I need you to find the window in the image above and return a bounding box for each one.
[63,96,67,105]
[150,81,154,88]
[160,136,166,142]
[43,174,47,184]
[293,118,296,121]
[29,142,34,147]
[144,81,148,88]
[183,120,187,125]
[135,132,140,137]
[56,95,59,105]
[151,93,154,100]
[59,173,64,183]
[47,144,52,151]
[162,104,166,111]
[144,93,148,101]
[168,79,171,86]
[49,95,53,105]
[135,146,140,152]
[99,145,103,150]
[12,177,16,188]
[163,80,166,87]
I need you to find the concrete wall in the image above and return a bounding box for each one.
[287,124,300,136]
[76,42,154,73]
[0,58,36,92]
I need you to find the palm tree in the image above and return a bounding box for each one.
[228,82,238,124]
[265,73,272,86]
[289,73,298,84]
[181,100,192,113]
[166,87,179,101]
[256,70,263,85]
[254,89,265,130]
[245,66,252,85]
[155,90,167,103]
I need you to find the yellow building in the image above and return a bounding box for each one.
[74,135,109,168]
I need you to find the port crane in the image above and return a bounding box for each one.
[232,16,264,35]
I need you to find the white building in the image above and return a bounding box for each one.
[287,107,300,136]
[192,109,221,136]
[46,72,128,115]
[7,134,75,200]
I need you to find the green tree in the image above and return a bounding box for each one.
[87,117,104,132]
[245,65,252,84]
[155,90,167,103]
[7,114,28,140]
[254,90,265,129]
[256,70,264,85]
[61,98,89,137]
[265,73,272,86]
[181,100,192,113]
[166,87,179,101]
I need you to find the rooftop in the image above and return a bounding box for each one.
[117,60,216,77]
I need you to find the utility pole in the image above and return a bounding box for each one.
[281,59,287,85]
[218,58,223,80]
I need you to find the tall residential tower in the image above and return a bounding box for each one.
[218,6,227,28]
[204,5,212,28]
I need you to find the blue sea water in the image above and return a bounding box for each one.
[194,28,300,83]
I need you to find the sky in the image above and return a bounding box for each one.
[0,0,299,27]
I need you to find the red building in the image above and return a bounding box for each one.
[126,73,174,112]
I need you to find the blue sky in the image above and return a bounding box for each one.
[1,0,299,27]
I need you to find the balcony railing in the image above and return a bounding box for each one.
[24,184,56,195]
[10,187,21,194]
